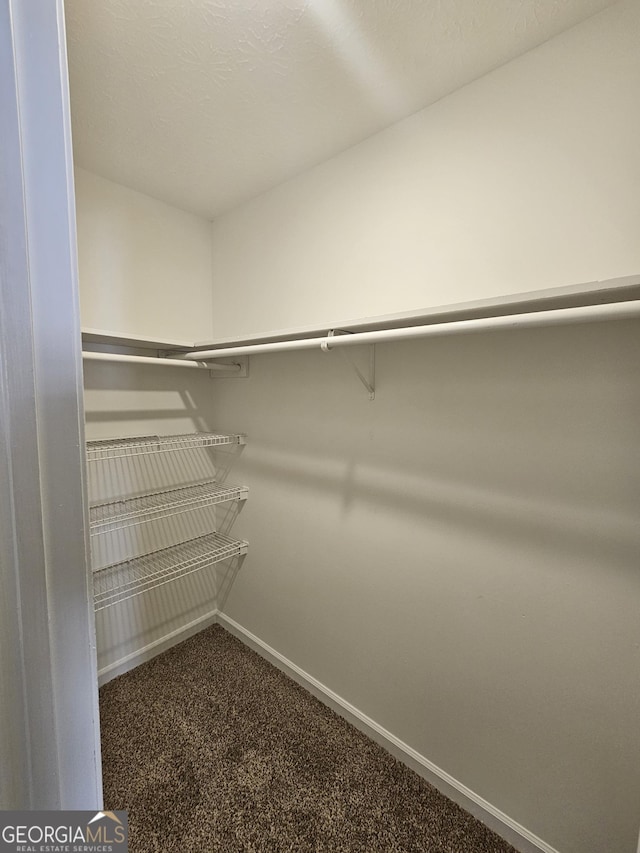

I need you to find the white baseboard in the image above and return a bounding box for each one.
[217,612,559,853]
[97,610,219,685]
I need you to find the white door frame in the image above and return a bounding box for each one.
[0,0,102,808]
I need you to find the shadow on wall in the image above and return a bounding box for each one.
[83,359,248,671]
[82,359,223,434]
[217,554,246,611]
[95,566,218,668]
[238,443,637,576]
[213,320,640,580]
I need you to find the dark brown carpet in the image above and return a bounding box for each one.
[99,625,519,853]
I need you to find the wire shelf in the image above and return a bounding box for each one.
[93,532,248,611]
[86,432,246,462]
[90,481,248,535]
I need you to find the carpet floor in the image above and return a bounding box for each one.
[99,624,519,853]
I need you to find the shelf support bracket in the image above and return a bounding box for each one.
[324,329,375,400]
[160,350,249,379]
[207,355,249,380]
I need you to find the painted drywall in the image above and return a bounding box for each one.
[82,361,235,677]
[73,1,640,847]
[211,319,640,853]
[210,0,640,340]
[75,168,214,342]
[206,11,640,849]
[73,170,227,680]
[66,0,615,220]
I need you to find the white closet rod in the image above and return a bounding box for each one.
[181,300,640,360]
[82,351,238,371]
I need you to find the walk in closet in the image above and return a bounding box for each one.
[3,2,639,853]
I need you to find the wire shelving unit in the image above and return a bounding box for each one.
[90,480,248,535]
[86,432,246,462]
[87,430,249,613]
[93,532,248,611]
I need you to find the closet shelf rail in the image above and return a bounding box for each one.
[178,300,640,361]
[93,532,248,611]
[81,351,235,371]
[90,481,249,535]
[86,432,246,462]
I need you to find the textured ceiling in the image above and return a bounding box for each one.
[65,0,616,220]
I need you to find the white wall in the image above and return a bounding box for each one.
[75,168,214,342]
[207,3,640,852]
[73,2,640,848]
[82,361,224,679]
[75,171,222,677]
[212,321,640,853]
[210,0,640,340]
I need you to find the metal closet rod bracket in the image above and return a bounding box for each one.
[160,351,249,379]
[322,329,375,400]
